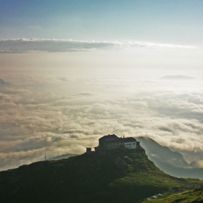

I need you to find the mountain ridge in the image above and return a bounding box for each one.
[0,135,202,203]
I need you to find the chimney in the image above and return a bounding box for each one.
[86,147,92,154]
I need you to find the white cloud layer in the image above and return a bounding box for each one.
[0,66,203,171]
[0,46,203,171]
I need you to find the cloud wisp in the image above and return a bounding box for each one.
[0,39,197,53]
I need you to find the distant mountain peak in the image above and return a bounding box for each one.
[137,136,203,180]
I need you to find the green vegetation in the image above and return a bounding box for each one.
[144,188,203,203]
[0,146,202,203]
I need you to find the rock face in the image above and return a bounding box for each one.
[0,135,200,203]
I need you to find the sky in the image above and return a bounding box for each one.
[0,0,203,45]
[0,0,203,171]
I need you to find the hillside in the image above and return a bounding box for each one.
[137,137,203,180]
[0,142,201,203]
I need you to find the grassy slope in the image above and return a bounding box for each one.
[144,188,203,203]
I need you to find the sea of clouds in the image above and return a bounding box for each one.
[0,41,203,171]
